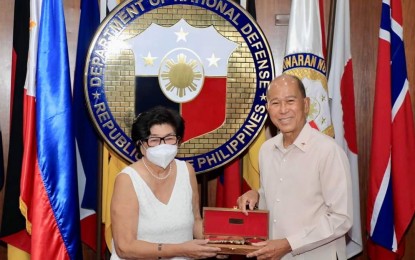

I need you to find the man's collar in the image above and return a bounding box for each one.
[274,123,311,152]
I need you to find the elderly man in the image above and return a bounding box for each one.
[238,74,353,260]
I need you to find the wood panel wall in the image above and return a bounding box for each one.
[1,0,415,259]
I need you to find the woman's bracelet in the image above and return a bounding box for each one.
[158,243,162,259]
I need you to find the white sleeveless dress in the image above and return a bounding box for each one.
[111,159,194,260]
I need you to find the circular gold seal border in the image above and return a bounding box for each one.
[84,0,275,173]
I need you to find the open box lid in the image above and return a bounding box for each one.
[203,207,269,239]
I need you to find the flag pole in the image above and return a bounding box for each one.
[326,0,337,78]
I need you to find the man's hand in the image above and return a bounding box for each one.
[246,239,292,260]
[236,190,259,214]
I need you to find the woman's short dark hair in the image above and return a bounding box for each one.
[132,106,185,158]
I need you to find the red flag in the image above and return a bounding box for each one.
[327,0,362,257]
[215,159,241,208]
[367,0,415,258]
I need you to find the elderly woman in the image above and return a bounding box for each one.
[111,106,220,260]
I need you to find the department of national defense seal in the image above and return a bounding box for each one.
[85,0,274,173]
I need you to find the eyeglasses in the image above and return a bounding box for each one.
[142,135,180,147]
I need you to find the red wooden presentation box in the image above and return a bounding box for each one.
[203,207,269,255]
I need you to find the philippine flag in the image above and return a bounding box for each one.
[19,0,83,259]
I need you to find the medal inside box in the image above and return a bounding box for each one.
[203,207,269,255]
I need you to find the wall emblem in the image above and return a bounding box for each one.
[85,0,274,173]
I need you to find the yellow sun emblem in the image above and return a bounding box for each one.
[307,98,320,121]
[160,53,203,98]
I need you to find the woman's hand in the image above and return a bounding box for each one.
[180,239,221,259]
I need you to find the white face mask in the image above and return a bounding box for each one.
[145,144,178,169]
